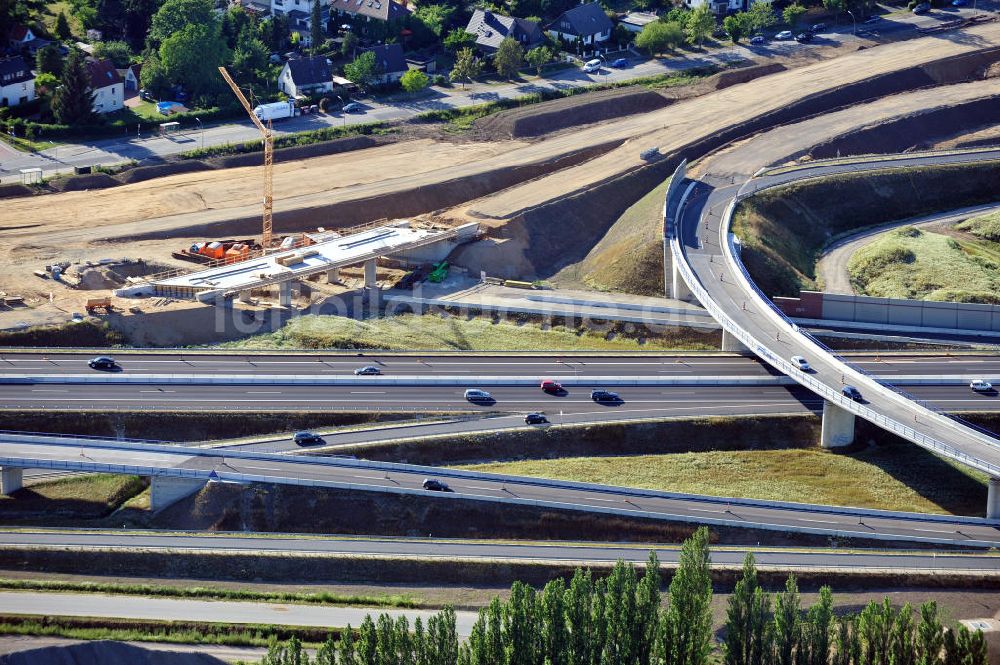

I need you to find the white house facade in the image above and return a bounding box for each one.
[0,56,35,107]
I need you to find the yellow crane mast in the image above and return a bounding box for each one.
[218,66,274,250]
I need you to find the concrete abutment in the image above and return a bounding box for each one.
[988,478,1000,520]
[0,467,23,495]
[721,330,751,355]
[150,476,205,511]
[820,400,856,448]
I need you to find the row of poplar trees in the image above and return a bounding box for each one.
[258,528,987,665]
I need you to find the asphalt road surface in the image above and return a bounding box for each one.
[3,529,998,571]
[2,437,998,545]
[2,351,1000,379]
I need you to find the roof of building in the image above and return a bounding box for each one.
[86,58,122,89]
[127,62,142,79]
[9,25,32,41]
[362,43,407,74]
[0,56,33,86]
[547,2,614,36]
[285,55,332,86]
[328,0,410,22]
[465,9,543,51]
[621,11,658,26]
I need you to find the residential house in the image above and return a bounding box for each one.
[123,63,142,91]
[8,24,50,55]
[272,0,410,24]
[546,2,613,45]
[0,56,35,107]
[683,0,747,13]
[279,55,333,96]
[465,9,545,55]
[86,58,124,114]
[285,5,330,46]
[362,43,407,84]
[620,11,658,33]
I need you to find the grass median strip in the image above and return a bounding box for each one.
[0,614,338,647]
[0,579,420,608]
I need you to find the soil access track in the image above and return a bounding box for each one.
[672,148,1000,479]
[1,434,998,547]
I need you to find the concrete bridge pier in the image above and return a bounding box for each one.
[278,280,293,308]
[670,262,693,302]
[820,400,856,448]
[0,467,23,495]
[363,258,379,311]
[721,330,751,355]
[150,476,205,511]
[326,267,340,284]
[988,478,1000,520]
[238,290,253,303]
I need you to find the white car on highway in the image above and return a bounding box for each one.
[790,356,811,371]
[970,379,993,393]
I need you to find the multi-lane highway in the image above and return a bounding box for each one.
[2,435,999,546]
[3,529,998,572]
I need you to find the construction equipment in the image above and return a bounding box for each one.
[173,239,258,265]
[428,261,449,283]
[86,297,114,314]
[218,66,274,250]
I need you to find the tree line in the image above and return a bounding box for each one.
[252,528,988,665]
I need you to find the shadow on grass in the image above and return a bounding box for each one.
[0,475,148,523]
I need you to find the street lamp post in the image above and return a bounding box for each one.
[846,10,857,34]
[195,117,203,149]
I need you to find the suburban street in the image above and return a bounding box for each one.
[0,3,993,182]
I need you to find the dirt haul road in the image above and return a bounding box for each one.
[3,24,998,252]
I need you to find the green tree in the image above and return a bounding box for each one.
[139,51,169,97]
[123,0,158,50]
[888,603,915,665]
[55,9,72,40]
[635,551,662,665]
[344,50,379,89]
[310,0,324,53]
[857,599,894,665]
[414,3,453,37]
[231,28,269,87]
[449,47,481,88]
[685,3,714,47]
[160,22,228,98]
[723,12,752,42]
[636,20,684,55]
[341,31,357,57]
[36,43,64,76]
[823,0,846,21]
[745,0,778,33]
[667,527,713,665]
[773,576,801,665]
[916,602,944,665]
[51,47,95,125]
[524,44,552,76]
[336,624,356,664]
[805,587,834,665]
[504,581,539,665]
[540,578,568,665]
[93,40,132,67]
[833,616,860,665]
[493,36,524,80]
[725,553,772,665]
[400,68,429,93]
[314,633,336,665]
[96,0,125,39]
[603,560,639,665]
[565,568,594,665]
[782,3,807,28]
[149,0,216,45]
[443,27,475,51]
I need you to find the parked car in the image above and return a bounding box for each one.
[795,32,813,42]
[775,30,794,39]
[525,412,548,424]
[912,2,930,12]
[138,88,154,102]
[540,379,563,394]
[582,58,602,73]
[610,57,629,68]
[464,388,493,402]
[591,389,620,402]
[422,478,453,492]
[293,431,324,446]
[810,22,827,32]
[342,102,364,113]
[970,379,994,393]
[354,365,381,375]
[750,35,766,44]
[842,385,863,402]
[88,356,117,370]
[790,356,811,371]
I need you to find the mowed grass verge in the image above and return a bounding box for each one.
[848,226,1000,303]
[0,474,147,521]
[457,448,988,515]
[956,209,1000,242]
[222,313,718,351]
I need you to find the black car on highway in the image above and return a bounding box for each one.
[841,385,863,402]
[88,356,117,370]
[293,431,325,446]
[422,478,453,492]
[525,413,548,424]
[591,389,621,403]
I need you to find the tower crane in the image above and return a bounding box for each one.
[218,66,274,250]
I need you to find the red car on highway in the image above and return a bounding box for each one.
[541,379,563,393]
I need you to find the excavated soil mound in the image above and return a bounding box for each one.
[0,641,226,665]
[810,95,1000,158]
[47,172,119,192]
[713,62,787,89]
[0,183,34,200]
[475,87,673,139]
[209,134,388,169]
[116,159,213,184]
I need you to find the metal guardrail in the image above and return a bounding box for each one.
[666,158,1000,478]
